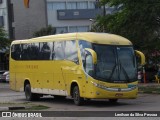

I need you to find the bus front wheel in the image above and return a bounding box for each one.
[25,84,39,101]
[73,86,84,106]
[109,99,118,103]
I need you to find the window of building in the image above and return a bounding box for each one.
[0,16,4,27]
[10,4,14,22]
[67,2,77,9]
[56,27,68,34]
[47,2,66,10]
[11,27,15,40]
[69,26,89,33]
[67,1,88,9]
[69,26,77,33]
[77,2,88,9]
[88,1,95,9]
[47,2,53,10]
[52,2,66,10]
[77,26,89,32]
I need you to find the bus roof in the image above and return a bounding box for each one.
[11,32,132,45]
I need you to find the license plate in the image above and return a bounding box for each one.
[115,93,123,97]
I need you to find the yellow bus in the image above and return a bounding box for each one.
[9,32,145,105]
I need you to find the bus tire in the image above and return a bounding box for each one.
[73,86,84,106]
[109,99,118,103]
[54,95,66,99]
[25,84,39,101]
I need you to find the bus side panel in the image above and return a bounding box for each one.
[9,73,16,91]
[42,73,54,90]
[15,73,26,91]
[52,61,66,95]
[61,61,86,97]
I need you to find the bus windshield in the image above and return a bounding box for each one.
[93,44,137,83]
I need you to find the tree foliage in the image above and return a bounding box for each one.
[0,27,11,49]
[33,25,56,37]
[94,0,160,53]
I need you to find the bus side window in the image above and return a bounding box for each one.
[11,44,22,60]
[64,40,78,64]
[26,44,32,60]
[79,40,92,67]
[30,43,40,60]
[54,41,65,60]
[21,44,30,60]
[40,42,51,60]
[85,52,94,76]
[51,42,55,60]
[11,45,15,60]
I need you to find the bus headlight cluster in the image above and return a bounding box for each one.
[91,81,137,92]
[91,81,108,90]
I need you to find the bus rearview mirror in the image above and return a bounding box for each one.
[85,48,97,64]
[135,50,146,65]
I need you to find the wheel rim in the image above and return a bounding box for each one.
[25,86,31,100]
[73,87,79,103]
[74,90,78,102]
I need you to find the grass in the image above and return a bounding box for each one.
[138,85,160,94]
[0,102,50,111]
[25,105,50,110]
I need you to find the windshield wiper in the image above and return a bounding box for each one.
[108,63,117,81]
[119,60,130,82]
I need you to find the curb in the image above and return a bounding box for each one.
[138,91,160,94]
[138,91,144,93]
[0,107,8,111]
[0,107,26,111]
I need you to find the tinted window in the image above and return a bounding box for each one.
[64,40,78,63]
[54,41,65,60]
[21,43,40,60]
[117,47,136,80]
[11,44,21,60]
[40,42,51,60]
[79,40,92,61]
[21,43,30,60]
[11,42,53,61]
[93,45,117,81]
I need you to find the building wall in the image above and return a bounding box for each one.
[0,0,9,37]
[10,0,47,40]
[46,0,101,34]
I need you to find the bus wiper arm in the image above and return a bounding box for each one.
[119,61,130,82]
[108,63,117,80]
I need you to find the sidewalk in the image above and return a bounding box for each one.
[138,83,160,87]
[138,82,160,94]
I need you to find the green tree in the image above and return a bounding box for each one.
[33,25,56,37]
[94,0,160,52]
[0,27,11,49]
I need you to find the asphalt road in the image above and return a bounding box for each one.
[0,82,160,120]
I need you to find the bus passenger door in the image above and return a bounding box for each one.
[61,40,84,96]
[53,62,66,95]
[61,63,84,96]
